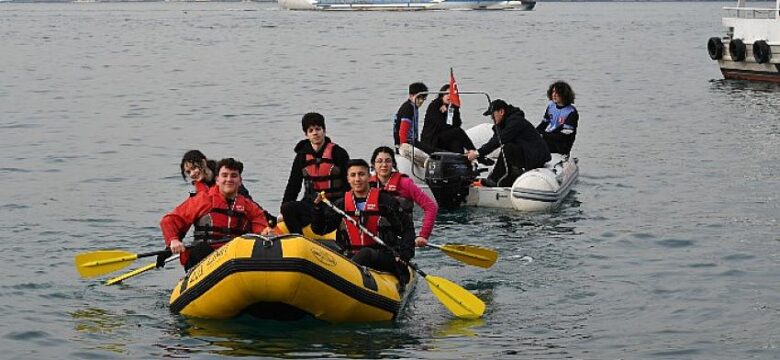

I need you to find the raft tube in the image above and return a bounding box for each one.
[169,234,416,323]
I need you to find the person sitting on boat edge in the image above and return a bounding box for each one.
[466,99,551,187]
[536,81,578,156]
[421,84,478,155]
[370,146,438,248]
[180,149,276,227]
[394,82,436,165]
[280,112,350,236]
[312,159,415,284]
[161,158,275,271]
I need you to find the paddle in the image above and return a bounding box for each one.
[104,254,180,286]
[426,243,498,269]
[74,238,230,279]
[75,248,174,278]
[319,195,486,319]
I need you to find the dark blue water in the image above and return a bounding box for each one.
[1,1,778,358]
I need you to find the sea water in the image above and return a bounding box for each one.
[0,2,778,358]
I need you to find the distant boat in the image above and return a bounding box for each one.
[707,0,780,82]
[278,0,535,11]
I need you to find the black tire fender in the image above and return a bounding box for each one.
[753,40,772,64]
[708,37,724,60]
[729,38,746,61]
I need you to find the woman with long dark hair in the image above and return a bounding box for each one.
[369,146,438,247]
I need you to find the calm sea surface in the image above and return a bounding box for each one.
[1,1,779,358]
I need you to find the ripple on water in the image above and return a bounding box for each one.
[0,204,30,211]
[0,122,41,129]
[82,177,127,184]
[656,239,695,248]
[687,262,718,268]
[718,269,748,277]
[0,167,31,173]
[4,330,66,347]
[63,218,119,224]
[721,253,755,261]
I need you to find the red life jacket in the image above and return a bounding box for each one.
[370,172,413,214]
[343,189,381,251]
[302,142,342,198]
[370,171,404,193]
[193,195,251,242]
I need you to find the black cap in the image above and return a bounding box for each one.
[483,99,508,116]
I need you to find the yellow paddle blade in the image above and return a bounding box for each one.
[105,262,157,285]
[424,275,486,319]
[439,244,498,269]
[74,250,139,278]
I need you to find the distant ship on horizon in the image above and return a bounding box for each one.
[279,0,536,11]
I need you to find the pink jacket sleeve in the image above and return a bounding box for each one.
[397,176,438,240]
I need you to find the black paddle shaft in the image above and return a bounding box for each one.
[142,238,234,268]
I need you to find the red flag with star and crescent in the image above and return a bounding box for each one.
[449,68,461,107]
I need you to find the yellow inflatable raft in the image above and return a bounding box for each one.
[169,234,416,323]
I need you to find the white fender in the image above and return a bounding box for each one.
[510,169,560,211]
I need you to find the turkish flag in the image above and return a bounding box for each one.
[449,68,461,107]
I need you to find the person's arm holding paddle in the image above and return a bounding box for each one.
[160,193,210,254]
[395,175,438,247]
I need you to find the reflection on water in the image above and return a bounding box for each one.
[169,316,421,358]
[70,307,129,354]
[433,318,485,338]
[709,78,780,94]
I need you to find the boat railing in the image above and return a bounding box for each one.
[722,6,780,19]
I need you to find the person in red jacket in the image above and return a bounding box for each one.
[161,158,274,270]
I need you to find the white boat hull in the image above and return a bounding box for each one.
[397,123,579,212]
[464,154,578,212]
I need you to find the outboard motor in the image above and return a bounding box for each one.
[425,152,478,209]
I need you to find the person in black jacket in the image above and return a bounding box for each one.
[280,113,350,235]
[466,99,551,187]
[420,84,477,154]
[312,159,415,284]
